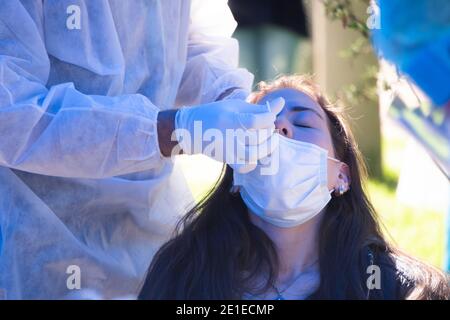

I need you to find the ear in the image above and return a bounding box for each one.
[335,162,351,196]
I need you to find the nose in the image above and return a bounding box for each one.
[275,117,293,139]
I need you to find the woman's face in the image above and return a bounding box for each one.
[258,88,349,191]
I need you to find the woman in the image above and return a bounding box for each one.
[139,75,449,300]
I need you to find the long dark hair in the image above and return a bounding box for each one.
[139,76,449,300]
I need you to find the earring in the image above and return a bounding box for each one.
[338,184,346,196]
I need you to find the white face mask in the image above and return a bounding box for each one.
[233,134,340,228]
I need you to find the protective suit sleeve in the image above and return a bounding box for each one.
[175,0,254,106]
[372,0,450,106]
[0,2,164,179]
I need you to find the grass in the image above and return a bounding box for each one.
[368,179,445,268]
[367,128,446,268]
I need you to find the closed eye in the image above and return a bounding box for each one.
[294,124,312,128]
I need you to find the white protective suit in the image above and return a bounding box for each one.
[0,0,253,299]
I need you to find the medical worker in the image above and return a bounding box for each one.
[371,0,450,271]
[0,0,283,299]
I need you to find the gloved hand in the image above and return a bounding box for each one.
[175,97,285,173]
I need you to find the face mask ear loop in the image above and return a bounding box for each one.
[327,156,342,164]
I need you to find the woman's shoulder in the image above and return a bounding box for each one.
[360,244,449,300]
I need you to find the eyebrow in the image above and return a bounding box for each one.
[290,106,324,120]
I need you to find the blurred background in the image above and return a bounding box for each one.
[178,0,449,270]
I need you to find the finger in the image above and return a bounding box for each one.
[237,102,271,114]
[229,133,280,174]
[235,143,259,164]
[233,163,257,174]
[236,128,274,146]
[267,97,285,116]
[237,97,285,129]
[235,133,280,163]
[237,112,276,130]
[252,132,281,159]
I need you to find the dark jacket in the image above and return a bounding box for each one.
[361,246,415,300]
[307,245,416,300]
